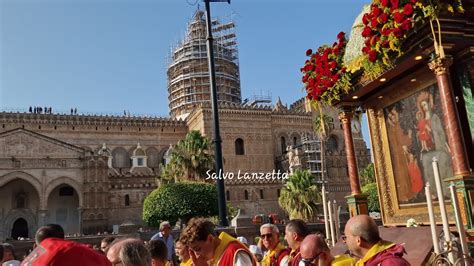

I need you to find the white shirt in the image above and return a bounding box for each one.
[234,250,253,266]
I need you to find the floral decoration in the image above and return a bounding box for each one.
[361,0,425,66]
[406,218,418,227]
[300,0,464,106]
[301,32,352,105]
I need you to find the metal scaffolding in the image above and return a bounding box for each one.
[167,10,241,119]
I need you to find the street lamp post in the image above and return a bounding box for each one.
[204,0,230,227]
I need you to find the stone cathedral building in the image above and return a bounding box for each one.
[0,11,370,241]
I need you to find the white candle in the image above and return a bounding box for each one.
[328,200,336,247]
[425,182,440,254]
[333,200,339,241]
[432,157,454,263]
[449,183,469,263]
[322,184,330,241]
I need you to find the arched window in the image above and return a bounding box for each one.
[125,194,130,206]
[226,190,230,201]
[235,138,245,155]
[293,136,297,146]
[244,190,249,200]
[277,189,281,197]
[260,189,264,199]
[112,147,131,168]
[280,136,287,154]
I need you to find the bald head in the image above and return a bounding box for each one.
[107,238,151,266]
[345,215,380,245]
[300,234,329,257]
[300,234,333,266]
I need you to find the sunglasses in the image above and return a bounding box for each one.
[260,233,274,239]
[298,252,322,266]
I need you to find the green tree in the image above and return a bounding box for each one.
[362,182,380,212]
[313,113,333,139]
[161,130,214,181]
[359,163,375,186]
[142,182,218,226]
[278,170,321,221]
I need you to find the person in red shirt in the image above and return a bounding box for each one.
[343,215,410,266]
[284,219,310,266]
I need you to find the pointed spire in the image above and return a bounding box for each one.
[274,96,287,111]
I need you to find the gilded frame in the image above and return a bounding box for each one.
[366,67,455,226]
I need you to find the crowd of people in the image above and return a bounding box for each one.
[0,215,410,266]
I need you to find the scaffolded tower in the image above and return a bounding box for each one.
[168,10,241,119]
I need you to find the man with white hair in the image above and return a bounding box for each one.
[260,223,289,266]
[151,221,175,264]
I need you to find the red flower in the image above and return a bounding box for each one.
[306,49,313,56]
[362,13,371,25]
[329,61,337,69]
[380,12,389,24]
[337,32,345,41]
[393,12,404,23]
[371,17,379,28]
[362,26,373,37]
[381,28,391,36]
[381,0,389,7]
[372,5,381,16]
[392,27,403,38]
[403,4,414,15]
[368,50,378,62]
[381,40,390,48]
[401,18,412,30]
[390,0,399,7]
[362,46,370,54]
[364,39,371,47]
[370,35,380,46]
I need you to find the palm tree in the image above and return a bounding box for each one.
[313,113,333,140]
[160,130,214,181]
[278,169,321,221]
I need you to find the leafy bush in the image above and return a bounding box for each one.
[362,182,380,212]
[143,182,218,227]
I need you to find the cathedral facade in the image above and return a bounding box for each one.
[0,101,370,240]
[0,10,370,241]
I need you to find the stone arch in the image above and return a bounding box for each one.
[45,177,83,208]
[289,132,301,147]
[235,138,245,155]
[158,147,169,165]
[88,213,96,220]
[112,147,131,168]
[0,172,42,206]
[2,208,37,240]
[146,147,160,168]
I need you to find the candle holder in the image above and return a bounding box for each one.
[429,232,473,265]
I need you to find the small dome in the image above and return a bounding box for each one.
[133,143,146,157]
[343,4,370,72]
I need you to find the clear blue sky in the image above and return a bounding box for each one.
[0,0,372,146]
